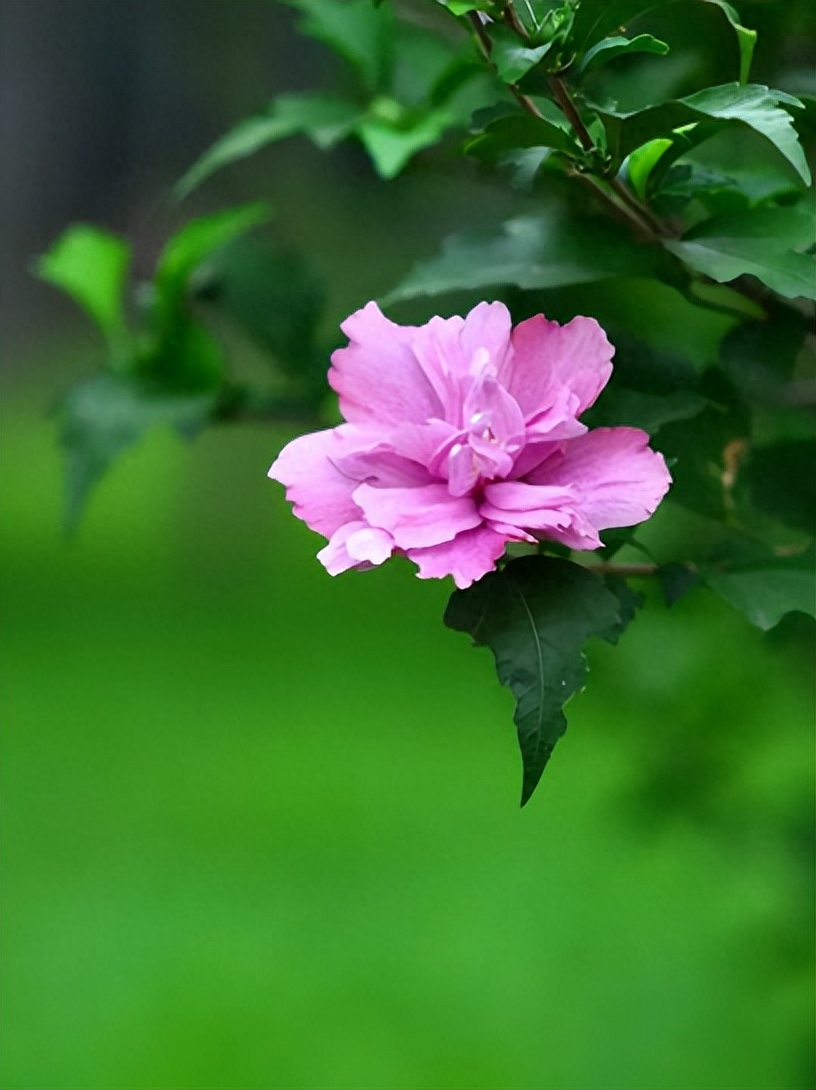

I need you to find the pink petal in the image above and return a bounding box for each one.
[317,521,394,576]
[408,526,509,589]
[501,315,614,420]
[268,429,362,538]
[480,481,577,533]
[329,302,444,425]
[459,301,513,374]
[352,482,481,550]
[533,427,672,532]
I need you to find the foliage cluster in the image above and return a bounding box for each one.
[37,0,815,803]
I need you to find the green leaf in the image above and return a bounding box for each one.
[663,205,816,300]
[57,373,215,531]
[466,112,577,160]
[384,211,653,302]
[286,0,393,93]
[585,387,708,433]
[35,226,130,357]
[578,34,669,77]
[444,556,632,806]
[176,95,361,198]
[195,238,327,393]
[703,566,815,629]
[489,25,554,83]
[701,0,756,85]
[744,440,816,536]
[597,84,810,184]
[356,107,456,178]
[436,1,497,14]
[153,204,271,321]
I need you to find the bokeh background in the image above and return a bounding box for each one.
[1,2,814,1088]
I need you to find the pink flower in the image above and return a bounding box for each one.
[268,301,671,589]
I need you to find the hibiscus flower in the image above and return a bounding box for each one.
[269,301,671,589]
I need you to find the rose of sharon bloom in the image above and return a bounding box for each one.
[269,301,671,589]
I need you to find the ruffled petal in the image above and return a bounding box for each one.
[532,427,672,532]
[352,482,481,550]
[407,526,509,589]
[329,302,444,425]
[268,429,362,538]
[480,481,577,534]
[502,315,614,420]
[317,521,394,576]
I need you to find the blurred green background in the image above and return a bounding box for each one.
[1,2,814,1088]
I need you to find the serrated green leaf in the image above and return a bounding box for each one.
[176,95,361,198]
[597,84,810,184]
[384,211,653,302]
[578,34,669,76]
[442,558,627,806]
[664,205,816,300]
[489,25,554,83]
[703,566,815,629]
[57,373,215,531]
[287,0,393,93]
[444,556,631,805]
[35,226,130,357]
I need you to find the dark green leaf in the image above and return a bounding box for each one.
[489,25,553,83]
[35,226,131,356]
[744,440,816,535]
[585,387,708,433]
[384,211,654,302]
[578,34,669,76]
[57,373,215,531]
[703,567,815,629]
[196,238,327,392]
[466,112,577,160]
[444,556,632,805]
[153,204,270,330]
[176,95,361,198]
[663,204,816,300]
[658,561,702,605]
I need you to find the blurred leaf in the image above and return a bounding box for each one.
[578,34,669,77]
[597,84,810,184]
[744,440,816,535]
[287,0,393,93]
[586,387,709,433]
[489,25,553,83]
[385,211,654,301]
[702,0,756,85]
[197,238,327,393]
[656,367,750,519]
[703,566,815,629]
[139,316,225,394]
[664,204,816,300]
[357,107,457,177]
[57,373,214,531]
[659,561,702,605]
[176,95,361,198]
[435,0,497,13]
[445,556,631,805]
[154,204,271,317]
[35,226,130,356]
